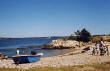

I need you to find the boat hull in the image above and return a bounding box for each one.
[12,55,41,64]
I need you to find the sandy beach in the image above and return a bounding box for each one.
[0,43,110,69]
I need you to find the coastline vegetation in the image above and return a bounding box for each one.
[68,28,91,42]
[68,28,110,43]
[42,28,110,49]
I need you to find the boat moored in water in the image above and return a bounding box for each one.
[12,53,43,64]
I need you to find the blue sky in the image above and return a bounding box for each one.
[0,0,110,37]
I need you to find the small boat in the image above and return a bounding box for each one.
[12,53,43,64]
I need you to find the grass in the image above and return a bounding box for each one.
[0,62,110,71]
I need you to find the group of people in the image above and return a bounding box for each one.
[92,40,109,56]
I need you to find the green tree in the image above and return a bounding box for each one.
[75,28,91,42]
[68,28,91,43]
[80,28,91,42]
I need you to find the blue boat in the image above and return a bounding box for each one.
[12,53,43,64]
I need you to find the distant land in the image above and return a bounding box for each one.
[0,34,110,40]
[0,36,68,40]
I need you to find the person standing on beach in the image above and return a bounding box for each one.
[99,40,105,56]
[105,45,109,55]
[16,49,20,55]
[95,41,100,55]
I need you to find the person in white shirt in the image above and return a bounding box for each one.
[16,49,20,55]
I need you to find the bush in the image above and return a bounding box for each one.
[80,28,91,42]
[68,28,91,43]
[74,28,91,42]
[68,34,77,40]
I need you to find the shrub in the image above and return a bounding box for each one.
[68,34,77,40]
[70,28,91,43]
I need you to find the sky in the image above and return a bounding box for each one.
[0,0,110,37]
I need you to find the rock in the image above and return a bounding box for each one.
[42,39,79,49]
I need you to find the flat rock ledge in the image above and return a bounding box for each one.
[42,39,79,49]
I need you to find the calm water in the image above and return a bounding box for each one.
[0,37,72,57]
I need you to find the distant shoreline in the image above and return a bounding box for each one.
[0,36,67,40]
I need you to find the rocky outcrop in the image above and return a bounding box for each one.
[42,39,79,49]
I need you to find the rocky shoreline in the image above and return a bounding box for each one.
[0,38,110,69]
[42,39,81,49]
[0,42,110,69]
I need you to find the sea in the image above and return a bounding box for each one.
[0,37,72,57]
